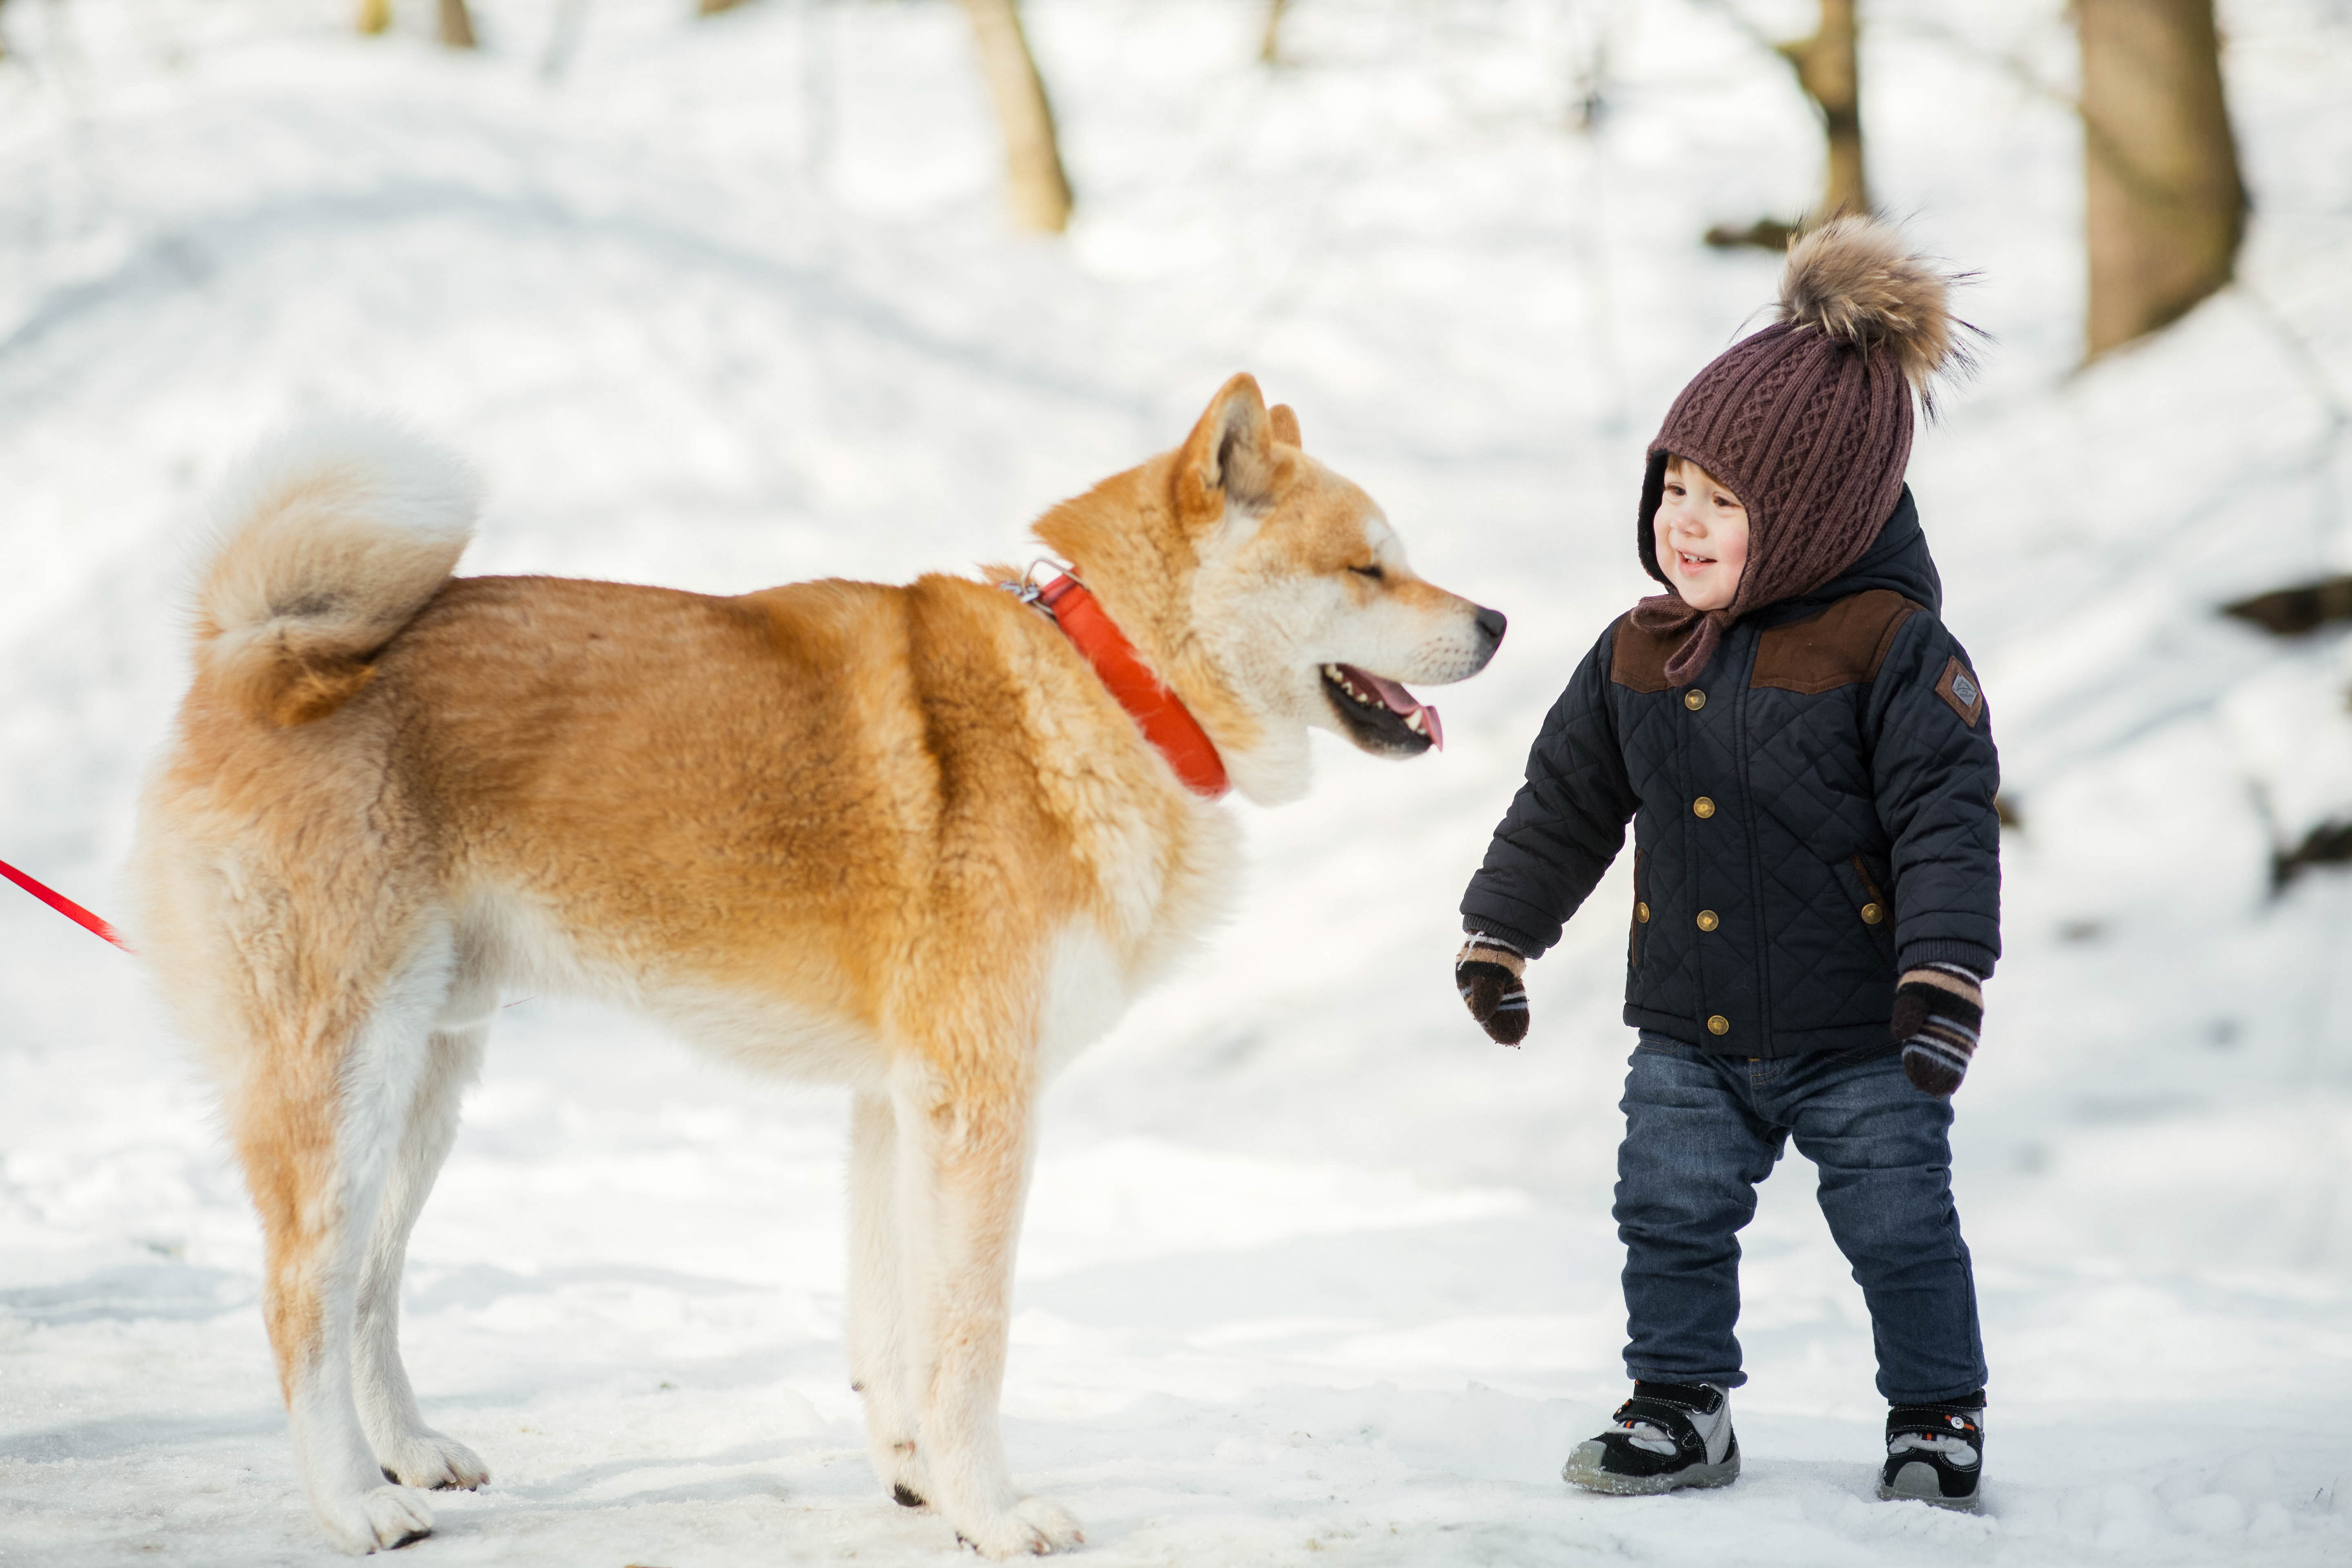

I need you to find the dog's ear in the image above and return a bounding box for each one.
[1268,403,1302,448]
[1177,373,1276,526]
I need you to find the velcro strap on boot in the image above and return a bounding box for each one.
[1887,1402,1982,1444]
[1611,1382,1722,1457]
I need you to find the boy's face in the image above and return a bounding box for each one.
[1655,456,1749,612]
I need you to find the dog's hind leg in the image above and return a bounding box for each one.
[888,1056,1082,1559]
[847,1088,930,1510]
[232,924,458,1553]
[352,979,491,1492]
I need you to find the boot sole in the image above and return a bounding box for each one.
[1877,1464,1981,1512]
[1563,1446,1740,1496]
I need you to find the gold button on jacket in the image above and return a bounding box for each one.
[1861,902,1884,925]
[1696,909,1720,932]
[1684,689,1706,711]
[1635,902,1651,923]
[1706,1014,1731,1036]
[1693,796,1715,819]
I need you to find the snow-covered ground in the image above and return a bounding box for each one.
[4,0,2352,1561]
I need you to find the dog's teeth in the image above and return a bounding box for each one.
[1323,665,1390,711]
[1405,710,1425,734]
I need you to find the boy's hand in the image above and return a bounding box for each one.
[1457,934,1530,1046]
[1891,964,1982,1096]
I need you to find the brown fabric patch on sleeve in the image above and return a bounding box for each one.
[1935,655,1985,727]
[1749,590,1922,694]
[1608,613,1678,693]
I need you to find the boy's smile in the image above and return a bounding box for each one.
[1655,456,1750,612]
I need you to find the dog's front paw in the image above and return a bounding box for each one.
[318,1483,433,1554]
[869,1434,931,1514]
[376,1428,489,1491]
[954,1495,1085,1558]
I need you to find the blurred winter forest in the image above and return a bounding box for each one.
[2,2,2350,1565]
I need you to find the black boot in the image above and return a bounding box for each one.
[1562,1382,1739,1495]
[1877,1393,1984,1511]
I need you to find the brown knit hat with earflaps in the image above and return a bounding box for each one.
[1631,217,1976,686]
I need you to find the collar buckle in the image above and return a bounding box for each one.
[998,557,1069,616]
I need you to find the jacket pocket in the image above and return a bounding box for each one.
[1833,852,1897,960]
[1628,849,1651,970]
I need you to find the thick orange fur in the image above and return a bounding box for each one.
[131,376,1502,1556]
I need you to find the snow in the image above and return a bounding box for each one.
[4,0,2352,1562]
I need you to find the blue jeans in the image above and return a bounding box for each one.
[1616,1031,1987,1403]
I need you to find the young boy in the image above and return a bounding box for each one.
[1454,218,1998,1510]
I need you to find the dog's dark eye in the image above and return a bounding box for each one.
[1349,564,1385,582]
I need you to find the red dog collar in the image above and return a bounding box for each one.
[1025,574,1229,800]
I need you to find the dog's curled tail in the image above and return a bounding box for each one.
[194,419,478,727]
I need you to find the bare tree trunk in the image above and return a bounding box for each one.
[1778,0,1866,222]
[357,0,393,36]
[437,0,477,48]
[1700,0,1863,250]
[956,0,1074,234]
[1259,0,1290,66]
[2077,0,2245,359]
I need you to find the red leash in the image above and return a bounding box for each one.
[0,856,130,950]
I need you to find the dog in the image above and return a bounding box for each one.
[130,374,1504,1556]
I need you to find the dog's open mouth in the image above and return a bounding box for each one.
[1321,663,1441,756]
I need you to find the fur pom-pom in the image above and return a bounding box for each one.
[1777,217,1977,406]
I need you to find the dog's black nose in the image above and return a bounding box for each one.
[1474,604,1508,646]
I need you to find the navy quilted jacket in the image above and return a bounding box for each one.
[1461,488,2000,1057]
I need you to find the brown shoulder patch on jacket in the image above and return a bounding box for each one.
[1935,655,1985,727]
[1750,590,1922,695]
[1608,613,1679,693]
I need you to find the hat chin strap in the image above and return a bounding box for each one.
[1627,592,1734,690]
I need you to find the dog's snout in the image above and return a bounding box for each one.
[1474,604,1508,647]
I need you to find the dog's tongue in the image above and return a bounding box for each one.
[1350,666,1443,751]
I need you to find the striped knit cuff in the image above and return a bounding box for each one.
[1459,903,1553,960]
[1457,933,1527,979]
[1896,939,1998,982]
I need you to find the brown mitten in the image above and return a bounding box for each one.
[1891,964,1983,1097]
[1457,934,1530,1046]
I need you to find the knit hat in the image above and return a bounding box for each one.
[1632,218,1975,686]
